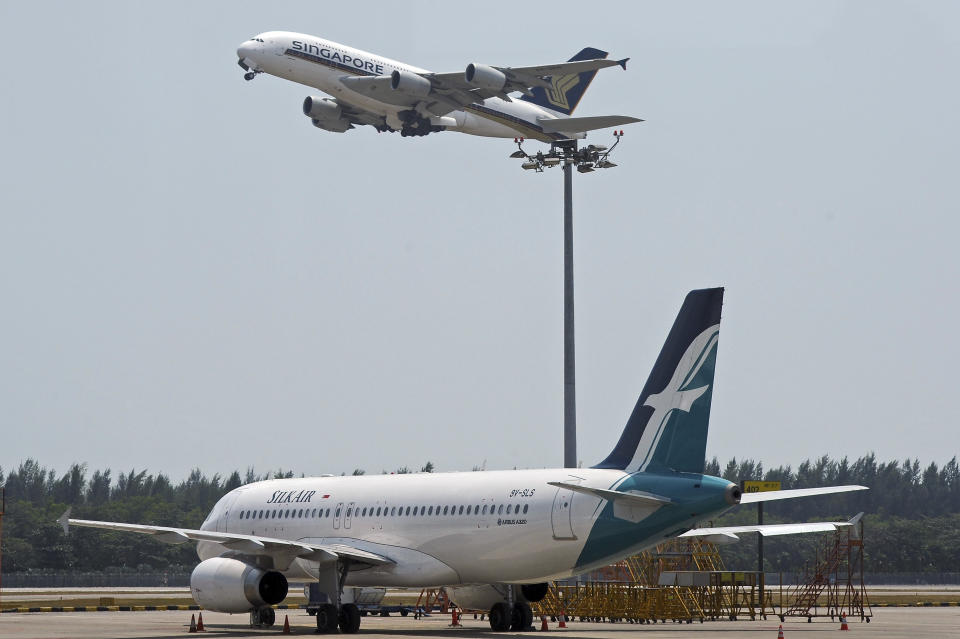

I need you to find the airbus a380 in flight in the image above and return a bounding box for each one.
[235,32,642,140]
[62,288,867,633]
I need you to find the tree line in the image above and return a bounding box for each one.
[0,454,957,574]
[703,454,960,574]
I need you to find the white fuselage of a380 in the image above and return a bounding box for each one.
[236,32,642,141]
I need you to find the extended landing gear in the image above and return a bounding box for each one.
[312,559,362,634]
[339,603,361,634]
[315,601,360,633]
[315,603,339,633]
[243,70,262,81]
[397,110,444,137]
[512,602,533,631]
[251,605,276,627]
[399,123,444,137]
[489,603,511,632]
[488,602,533,632]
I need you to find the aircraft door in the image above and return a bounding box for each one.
[216,494,239,533]
[551,480,581,540]
[333,502,344,530]
[344,501,355,530]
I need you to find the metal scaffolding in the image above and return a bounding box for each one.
[531,538,775,624]
[780,516,872,622]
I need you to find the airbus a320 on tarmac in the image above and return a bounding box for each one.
[235,32,643,141]
[61,288,867,633]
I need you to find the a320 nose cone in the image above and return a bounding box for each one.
[237,43,254,60]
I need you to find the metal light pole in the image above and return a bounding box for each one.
[0,487,5,612]
[511,133,625,469]
[563,151,576,469]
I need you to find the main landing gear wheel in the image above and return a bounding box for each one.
[254,605,276,627]
[511,602,533,631]
[316,603,339,633]
[489,602,511,632]
[339,603,361,634]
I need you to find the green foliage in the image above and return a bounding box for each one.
[704,454,960,572]
[1,455,957,574]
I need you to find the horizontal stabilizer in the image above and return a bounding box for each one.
[739,485,868,504]
[538,115,642,134]
[680,512,864,541]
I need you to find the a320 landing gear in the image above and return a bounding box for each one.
[310,559,363,634]
[488,602,533,632]
[512,602,533,631]
[339,603,361,633]
[315,603,338,633]
[251,605,276,627]
[314,601,360,633]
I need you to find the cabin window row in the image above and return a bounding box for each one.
[238,502,530,521]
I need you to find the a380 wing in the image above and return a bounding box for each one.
[58,509,392,570]
[340,57,626,117]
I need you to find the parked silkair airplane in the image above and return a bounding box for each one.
[60,288,867,633]
[235,32,642,141]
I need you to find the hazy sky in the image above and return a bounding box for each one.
[2,2,958,482]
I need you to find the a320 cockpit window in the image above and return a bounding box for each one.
[250,37,265,43]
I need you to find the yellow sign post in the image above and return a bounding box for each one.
[740,480,781,616]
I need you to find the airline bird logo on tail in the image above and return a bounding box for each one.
[545,74,581,111]
[624,325,720,473]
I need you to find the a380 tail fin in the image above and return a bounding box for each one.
[519,47,608,116]
[594,288,724,474]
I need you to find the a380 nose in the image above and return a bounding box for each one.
[237,42,254,64]
[237,41,259,80]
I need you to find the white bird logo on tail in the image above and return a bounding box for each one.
[624,324,720,473]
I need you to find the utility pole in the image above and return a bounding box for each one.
[1,487,5,612]
[563,149,576,469]
[742,480,781,615]
[511,133,625,469]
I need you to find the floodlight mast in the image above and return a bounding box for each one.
[511,132,625,468]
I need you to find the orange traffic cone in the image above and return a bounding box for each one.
[540,615,549,631]
[196,612,205,632]
[558,610,567,628]
[840,613,849,630]
[188,614,197,633]
[777,624,784,638]
[282,614,291,634]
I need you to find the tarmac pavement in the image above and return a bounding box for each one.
[0,607,958,639]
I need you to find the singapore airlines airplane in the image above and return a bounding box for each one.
[235,32,642,141]
[60,288,866,633]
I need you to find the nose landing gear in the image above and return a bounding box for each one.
[243,70,262,81]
